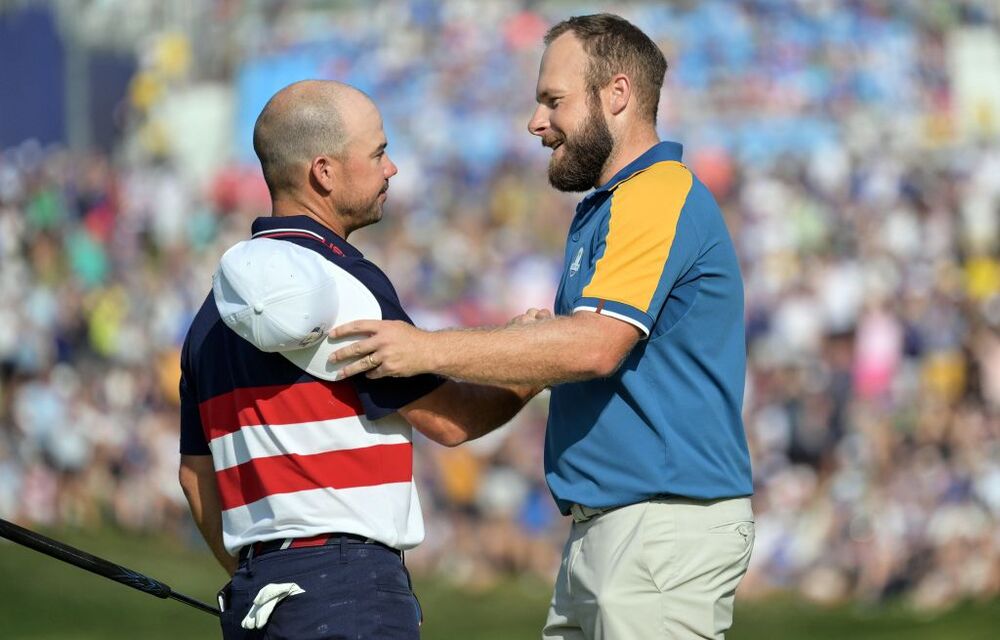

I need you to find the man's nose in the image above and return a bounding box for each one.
[527,105,549,137]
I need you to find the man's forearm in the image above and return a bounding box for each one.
[194,507,237,576]
[402,379,541,446]
[179,456,237,576]
[449,381,540,440]
[332,310,640,386]
[426,316,616,387]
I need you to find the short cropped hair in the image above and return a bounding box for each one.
[545,14,668,124]
[252,95,346,195]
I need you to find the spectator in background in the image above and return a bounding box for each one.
[0,0,997,613]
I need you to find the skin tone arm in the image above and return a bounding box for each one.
[330,309,641,388]
[400,379,540,446]
[396,308,547,445]
[179,455,237,576]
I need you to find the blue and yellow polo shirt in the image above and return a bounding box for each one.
[546,141,752,514]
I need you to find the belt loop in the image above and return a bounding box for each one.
[246,544,255,573]
[339,535,347,564]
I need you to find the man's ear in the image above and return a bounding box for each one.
[310,156,335,193]
[608,74,631,116]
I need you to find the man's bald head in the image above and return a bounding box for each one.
[253,80,375,196]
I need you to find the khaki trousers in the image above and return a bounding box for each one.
[543,497,754,640]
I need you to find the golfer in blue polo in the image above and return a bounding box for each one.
[333,14,754,639]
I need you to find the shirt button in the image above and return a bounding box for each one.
[571,233,580,241]
[253,302,265,314]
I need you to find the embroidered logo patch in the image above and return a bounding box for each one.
[299,323,329,347]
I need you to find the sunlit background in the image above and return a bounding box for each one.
[1,0,998,636]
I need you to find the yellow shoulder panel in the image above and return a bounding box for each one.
[582,161,693,312]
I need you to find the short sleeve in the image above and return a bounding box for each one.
[179,339,211,455]
[574,162,697,336]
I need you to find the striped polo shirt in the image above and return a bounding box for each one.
[547,141,753,514]
[179,215,443,554]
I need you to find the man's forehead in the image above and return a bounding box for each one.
[536,33,588,94]
[348,124,386,153]
[342,101,383,140]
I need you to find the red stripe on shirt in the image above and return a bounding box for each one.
[216,443,413,510]
[199,381,364,442]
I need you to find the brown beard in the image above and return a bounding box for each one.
[547,100,614,192]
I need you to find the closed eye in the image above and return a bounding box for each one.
[536,90,565,109]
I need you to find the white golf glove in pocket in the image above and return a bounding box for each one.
[240,582,305,629]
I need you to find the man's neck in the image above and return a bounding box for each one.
[597,127,661,187]
[271,196,349,239]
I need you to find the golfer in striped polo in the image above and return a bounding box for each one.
[179,80,541,639]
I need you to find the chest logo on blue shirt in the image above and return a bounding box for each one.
[569,247,584,277]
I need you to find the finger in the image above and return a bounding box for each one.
[536,309,554,319]
[365,367,387,380]
[335,361,369,380]
[329,320,381,339]
[329,338,377,364]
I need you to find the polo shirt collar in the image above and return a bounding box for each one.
[595,140,684,193]
[250,215,362,257]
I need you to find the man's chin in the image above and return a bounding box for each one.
[548,161,596,193]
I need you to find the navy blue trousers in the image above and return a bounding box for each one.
[219,540,421,639]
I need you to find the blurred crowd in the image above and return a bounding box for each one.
[1,0,999,610]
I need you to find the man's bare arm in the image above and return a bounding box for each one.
[179,455,237,576]
[331,310,641,388]
[399,380,541,446]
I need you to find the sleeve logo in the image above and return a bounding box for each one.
[569,247,584,278]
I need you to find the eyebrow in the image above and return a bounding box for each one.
[371,141,387,156]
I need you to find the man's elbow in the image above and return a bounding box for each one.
[422,421,471,447]
[580,349,625,379]
[178,457,210,503]
[405,412,470,447]
[434,429,469,448]
[178,464,196,499]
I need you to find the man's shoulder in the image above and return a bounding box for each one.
[182,291,224,361]
[612,160,693,202]
[332,255,409,317]
[612,161,727,238]
[599,161,699,233]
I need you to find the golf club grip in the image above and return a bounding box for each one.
[0,518,171,598]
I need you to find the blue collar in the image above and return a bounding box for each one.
[250,215,362,258]
[595,141,684,193]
